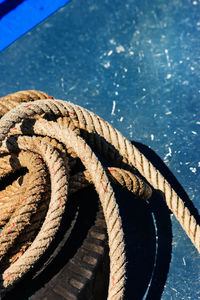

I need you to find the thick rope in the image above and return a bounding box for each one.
[0,91,199,299]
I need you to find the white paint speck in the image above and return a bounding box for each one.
[198,162,200,167]
[104,61,110,68]
[138,67,141,73]
[124,68,128,72]
[129,51,134,55]
[183,257,186,266]
[165,111,172,115]
[190,167,197,173]
[196,121,200,125]
[171,287,178,293]
[166,74,172,79]
[116,45,125,53]
[165,49,171,67]
[107,50,113,56]
[193,1,198,5]
[111,100,116,115]
[192,131,198,135]
[115,91,119,96]
[151,134,154,141]
[142,88,146,91]
[190,66,195,71]
[182,80,189,85]
[164,147,172,162]
[109,39,116,45]
[120,117,124,122]
[69,85,76,91]
[179,60,183,64]
[61,78,64,89]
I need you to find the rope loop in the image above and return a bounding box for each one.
[0,90,199,299]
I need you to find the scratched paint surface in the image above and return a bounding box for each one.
[0,0,199,299]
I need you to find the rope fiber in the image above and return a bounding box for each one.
[0,90,199,299]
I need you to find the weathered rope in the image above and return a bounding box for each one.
[0,91,199,299]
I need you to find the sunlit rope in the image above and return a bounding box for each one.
[0,91,199,299]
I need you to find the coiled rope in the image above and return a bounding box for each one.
[0,90,199,299]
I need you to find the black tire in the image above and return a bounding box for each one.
[3,187,109,300]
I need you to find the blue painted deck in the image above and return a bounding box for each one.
[0,0,199,299]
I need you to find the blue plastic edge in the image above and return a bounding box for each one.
[0,0,70,52]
